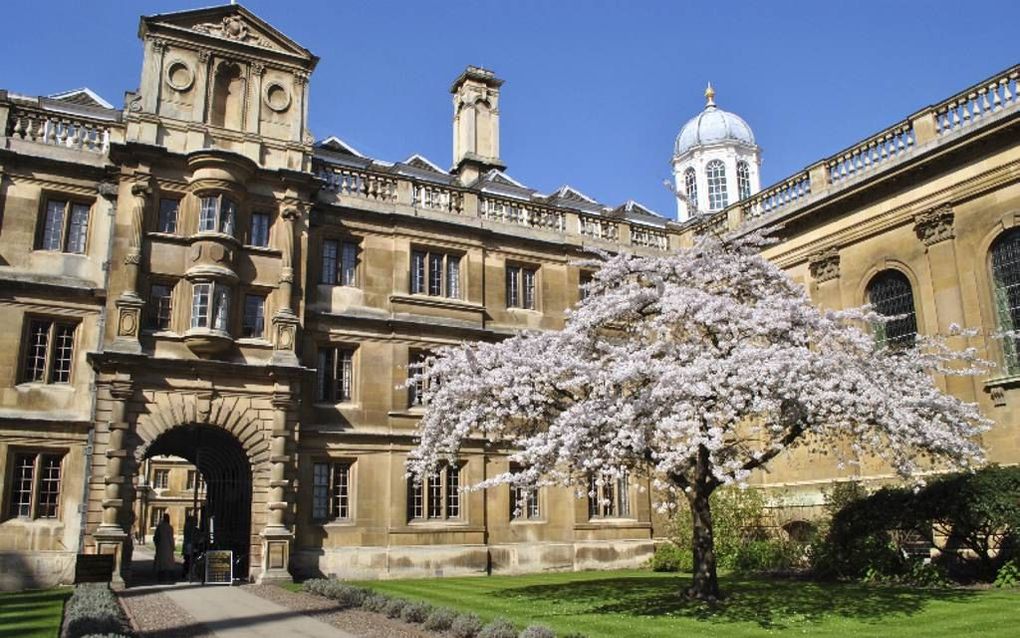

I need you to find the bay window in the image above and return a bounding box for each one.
[190,282,231,332]
[197,194,236,235]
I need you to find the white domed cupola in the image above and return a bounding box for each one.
[671,84,762,222]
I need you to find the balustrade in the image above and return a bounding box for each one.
[412,183,464,214]
[7,107,111,154]
[744,171,811,219]
[315,164,398,202]
[579,215,619,241]
[480,196,565,231]
[630,224,668,249]
[826,125,915,185]
[935,68,1020,135]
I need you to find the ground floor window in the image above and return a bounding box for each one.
[6,451,63,520]
[312,461,352,522]
[588,472,630,519]
[510,478,541,521]
[410,462,461,521]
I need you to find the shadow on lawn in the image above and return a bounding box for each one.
[504,575,981,629]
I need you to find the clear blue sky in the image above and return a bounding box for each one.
[3,1,1018,217]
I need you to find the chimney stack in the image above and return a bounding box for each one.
[450,66,505,184]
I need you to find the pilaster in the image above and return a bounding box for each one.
[260,386,297,583]
[93,378,135,585]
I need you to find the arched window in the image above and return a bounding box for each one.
[991,229,1020,372]
[866,270,917,348]
[706,160,729,210]
[684,168,698,212]
[737,161,752,200]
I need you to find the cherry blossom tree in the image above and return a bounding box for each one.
[407,233,992,600]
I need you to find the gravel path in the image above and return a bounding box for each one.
[119,587,214,638]
[244,584,433,638]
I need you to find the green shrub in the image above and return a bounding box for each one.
[995,558,1020,588]
[478,617,517,638]
[362,593,390,613]
[400,601,432,624]
[383,597,407,618]
[64,583,132,638]
[450,612,484,638]
[519,626,556,638]
[733,538,801,574]
[423,607,457,631]
[650,542,689,572]
[668,487,772,570]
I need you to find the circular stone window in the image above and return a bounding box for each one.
[166,60,194,92]
[263,82,291,112]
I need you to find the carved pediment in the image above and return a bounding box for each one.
[142,5,317,63]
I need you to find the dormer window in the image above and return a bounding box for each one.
[198,195,236,235]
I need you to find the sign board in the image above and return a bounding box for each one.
[74,554,114,584]
[205,549,233,585]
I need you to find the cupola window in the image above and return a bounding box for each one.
[706,160,729,210]
[737,161,752,200]
[684,168,698,212]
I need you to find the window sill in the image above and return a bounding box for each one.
[236,337,272,348]
[31,249,87,257]
[14,382,74,391]
[190,231,240,246]
[575,519,649,530]
[243,244,282,256]
[509,518,546,525]
[318,283,361,290]
[320,519,357,528]
[506,307,541,314]
[313,401,361,409]
[147,231,186,242]
[1,517,63,526]
[390,293,483,313]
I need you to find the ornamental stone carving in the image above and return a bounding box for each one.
[193,15,276,50]
[914,204,955,246]
[808,248,841,283]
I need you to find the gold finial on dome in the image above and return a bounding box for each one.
[705,82,716,107]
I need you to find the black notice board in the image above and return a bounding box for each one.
[75,554,115,584]
[205,550,233,585]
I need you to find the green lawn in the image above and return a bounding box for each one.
[0,587,71,638]
[338,570,1020,637]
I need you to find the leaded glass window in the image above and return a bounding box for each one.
[38,199,90,254]
[22,319,76,384]
[992,229,1020,373]
[6,452,62,520]
[312,461,352,522]
[409,462,462,521]
[867,270,917,348]
[737,160,752,200]
[706,160,729,210]
[411,250,460,298]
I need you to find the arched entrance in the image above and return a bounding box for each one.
[143,424,253,577]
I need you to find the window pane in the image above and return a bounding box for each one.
[617,475,629,517]
[242,295,265,338]
[684,168,698,211]
[411,251,426,294]
[212,285,230,331]
[737,161,752,200]
[602,476,615,517]
[522,268,536,309]
[992,229,1020,372]
[148,284,173,330]
[219,199,236,235]
[446,465,460,518]
[428,469,443,519]
[316,348,335,402]
[867,271,917,348]
[408,352,426,407]
[321,240,338,285]
[191,283,210,328]
[706,160,729,210]
[312,463,329,521]
[11,454,35,517]
[199,197,217,232]
[446,256,460,299]
[66,203,89,254]
[428,253,443,296]
[154,469,169,489]
[250,212,270,247]
[507,266,520,307]
[158,199,179,234]
[337,349,353,401]
[51,323,75,383]
[411,479,424,519]
[341,242,358,286]
[24,320,51,382]
[41,200,66,251]
[333,463,350,519]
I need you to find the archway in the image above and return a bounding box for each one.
[143,424,253,577]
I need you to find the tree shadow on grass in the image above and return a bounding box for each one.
[503,574,982,629]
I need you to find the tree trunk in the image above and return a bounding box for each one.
[687,487,721,601]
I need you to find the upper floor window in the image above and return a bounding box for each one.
[190,282,231,332]
[588,472,630,519]
[249,212,270,247]
[312,461,353,522]
[198,195,236,235]
[153,468,169,490]
[407,350,434,408]
[706,160,729,211]
[510,465,541,521]
[7,451,63,520]
[579,271,594,302]
[411,250,460,298]
[322,239,359,286]
[22,318,76,384]
[866,270,917,349]
[186,470,204,492]
[39,199,89,254]
[684,167,698,212]
[991,228,1020,373]
[737,161,752,200]
[157,198,180,234]
[242,294,266,339]
[409,462,461,521]
[317,346,355,403]
[506,265,537,309]
[147,282,174,331]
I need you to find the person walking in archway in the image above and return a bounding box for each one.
[153,513,176,582]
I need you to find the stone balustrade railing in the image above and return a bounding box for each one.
[7,105,114,154]
[935,67,1020,135]
[479,196,566,232]
[316,164,398,202]
[412,183,464,214]
[630,224,668,249]
[744,171,812,219]
[579,215,619,241]
[826,123,915,185]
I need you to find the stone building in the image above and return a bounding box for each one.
[0,2,1017,590]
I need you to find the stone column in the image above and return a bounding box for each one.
[915,205,976,400]
[260,386,296,582]
[93,378,135,584]
[112,177,151,353]
[272,204,302,366]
